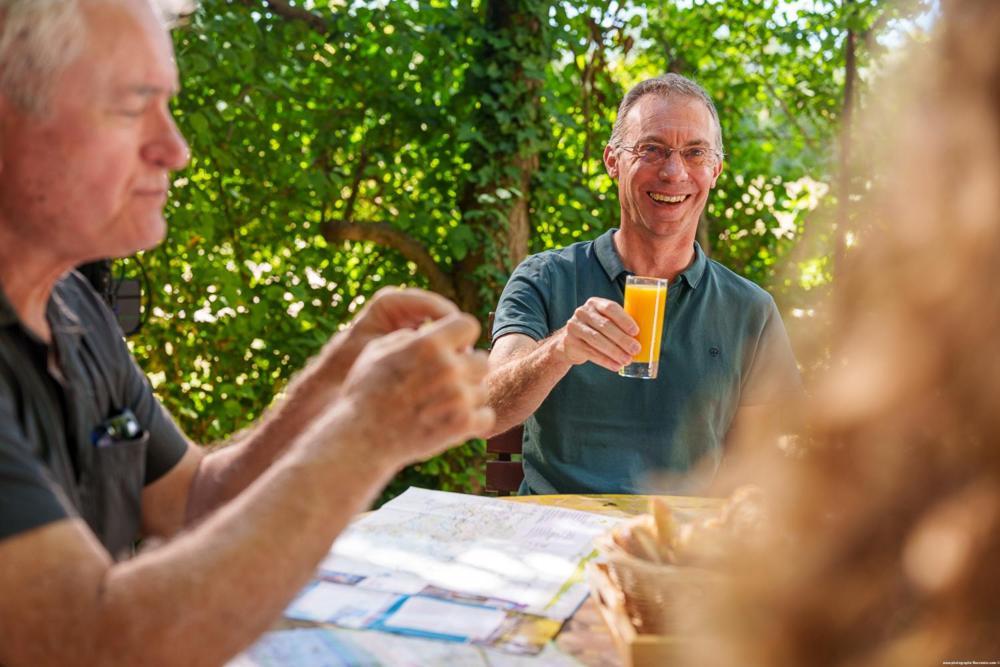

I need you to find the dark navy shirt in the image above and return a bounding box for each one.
[492,229,802,494]
[0,273,188,557]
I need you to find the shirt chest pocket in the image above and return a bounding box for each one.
[78,431,149,560]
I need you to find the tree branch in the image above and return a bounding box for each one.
[238,0,331,34]
[320,219,457,301]
[759,76,817,152]
[754,40,818,152]
[342,148,369,222]
[836,0,859,279]
[860,6,895,56]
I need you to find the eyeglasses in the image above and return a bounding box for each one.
[618,143,723,169]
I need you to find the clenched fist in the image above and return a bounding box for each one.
[554,296,641,372]
[284,287,465,420]
[335,310,494,467]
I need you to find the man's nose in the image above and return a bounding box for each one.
[657,151,687,179]
[142,109,190,172]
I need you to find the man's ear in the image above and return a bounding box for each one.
[710,158,723,188]
[603,144,618,179]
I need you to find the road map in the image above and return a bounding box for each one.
[282,488,623,655]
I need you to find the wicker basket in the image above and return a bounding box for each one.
[594,531,720,635]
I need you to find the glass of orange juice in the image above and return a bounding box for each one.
[620,275,668,379]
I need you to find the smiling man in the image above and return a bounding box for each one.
[487,74,802,495]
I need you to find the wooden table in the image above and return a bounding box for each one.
[504,494,722,666]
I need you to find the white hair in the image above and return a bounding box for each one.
[0,0,194,115]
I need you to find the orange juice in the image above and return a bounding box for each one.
[623,282,667,364]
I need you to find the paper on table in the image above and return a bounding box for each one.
[380,596,507,641]
[320,554,428,595]
[284,580,563,654]
[226,628,379,667]
[326,488,621,620]
[286,581,401,628]
[228,627,583,667]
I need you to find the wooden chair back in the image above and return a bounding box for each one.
[486,425,525,496]
[485,311,525,495]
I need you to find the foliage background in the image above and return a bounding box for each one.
[124,0,930,504]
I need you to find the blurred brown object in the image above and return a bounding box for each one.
[682,1,1000,665]
[587,561,691,667]
[593,488,762,636]
[595,534,719,636]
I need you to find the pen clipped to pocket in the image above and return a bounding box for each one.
[90,407,144,448]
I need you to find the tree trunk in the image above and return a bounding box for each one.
[453,0,549,323]
[835,2,857,279]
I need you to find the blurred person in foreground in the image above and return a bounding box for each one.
[684,0,1000,663]
[0,1,493,664]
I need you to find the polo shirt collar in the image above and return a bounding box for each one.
[595,228,627,283]
[595,228,708,289]
[0,277,85,338]
[48,283,85,338]
[680,241,708,289]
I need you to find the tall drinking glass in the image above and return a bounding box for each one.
[620,275,668,379]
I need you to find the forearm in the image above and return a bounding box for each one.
[100,405,395,666]
[184,330,364,522]
[2,300,492,667]
[487,297,642,436]
[486,334,573,435]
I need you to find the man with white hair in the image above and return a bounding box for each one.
[0,1,493,664]
[487,74,802,495]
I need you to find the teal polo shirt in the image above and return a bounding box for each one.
[492,229,801,494]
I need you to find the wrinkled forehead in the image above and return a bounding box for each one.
[623,94,718,145]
